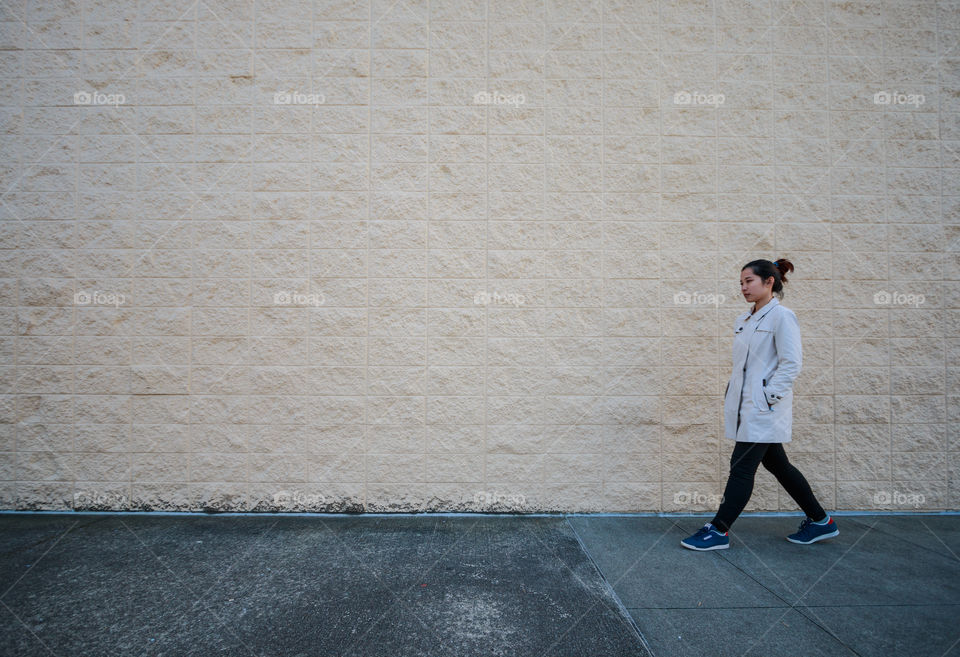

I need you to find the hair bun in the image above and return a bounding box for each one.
[772,257,793,284]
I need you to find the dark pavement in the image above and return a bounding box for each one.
[0,513,957,657]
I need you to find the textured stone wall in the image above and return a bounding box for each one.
[1,0,957,512]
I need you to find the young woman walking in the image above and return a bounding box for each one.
[681,259,839,551]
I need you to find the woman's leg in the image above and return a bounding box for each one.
[710,441,768,533]
[760,443,827,522]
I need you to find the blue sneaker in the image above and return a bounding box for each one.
[787,516,839,544]
[680,523,729,551]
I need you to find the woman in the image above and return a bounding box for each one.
[680,258,839,551]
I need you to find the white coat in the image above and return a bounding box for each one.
[723,296,802,443]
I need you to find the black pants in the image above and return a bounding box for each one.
[710,441,827,533]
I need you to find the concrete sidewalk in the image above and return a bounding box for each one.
[572,515,960,657]
[0,513,957,657]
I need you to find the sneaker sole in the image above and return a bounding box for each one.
[786,529,839,544]
[680,540,729,551]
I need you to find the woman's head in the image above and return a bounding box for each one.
[740,258,794,302]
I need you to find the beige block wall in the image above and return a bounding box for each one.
[0,0,958,512]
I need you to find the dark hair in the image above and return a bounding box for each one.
[742,258,794,299]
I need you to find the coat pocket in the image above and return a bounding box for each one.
[753,377,774,413]
[751,325,773,340]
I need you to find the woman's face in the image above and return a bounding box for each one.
[740,268,772,303]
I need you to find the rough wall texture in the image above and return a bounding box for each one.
[1,0,958,513]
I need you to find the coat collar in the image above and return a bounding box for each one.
[740,296,779,323]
